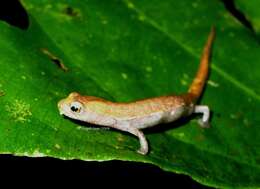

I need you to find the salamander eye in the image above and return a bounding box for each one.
[70,102,83,113]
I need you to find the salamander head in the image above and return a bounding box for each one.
[58,92,86,120]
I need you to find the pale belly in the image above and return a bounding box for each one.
[115,105,187,129]
[82,103,193,130]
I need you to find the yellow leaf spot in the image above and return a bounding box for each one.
[181,79,188,86]
[126,1,135,9]
[5,99,32,123]
[145,66,152,72]
[207,80,219,88]
[138,14,145,21]
[121,73,128,79]
[55,144,61,149]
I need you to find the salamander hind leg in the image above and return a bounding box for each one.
[194,105,210,128]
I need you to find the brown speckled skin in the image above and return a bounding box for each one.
[58,27,216,155]
[75,94,190,118]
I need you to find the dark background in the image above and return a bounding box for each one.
[0,154,211,188]
[0,0,249,187]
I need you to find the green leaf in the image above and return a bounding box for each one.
[0,0,260,188]
[235,0,260,38]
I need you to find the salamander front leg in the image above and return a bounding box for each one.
[112,123,149,155]
[127,128,148,155]
[194,105,210,128]
[135,129,149,155]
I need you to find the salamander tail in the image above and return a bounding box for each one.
[188,26,216,102]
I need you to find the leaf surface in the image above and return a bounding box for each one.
[0,0,259,188]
